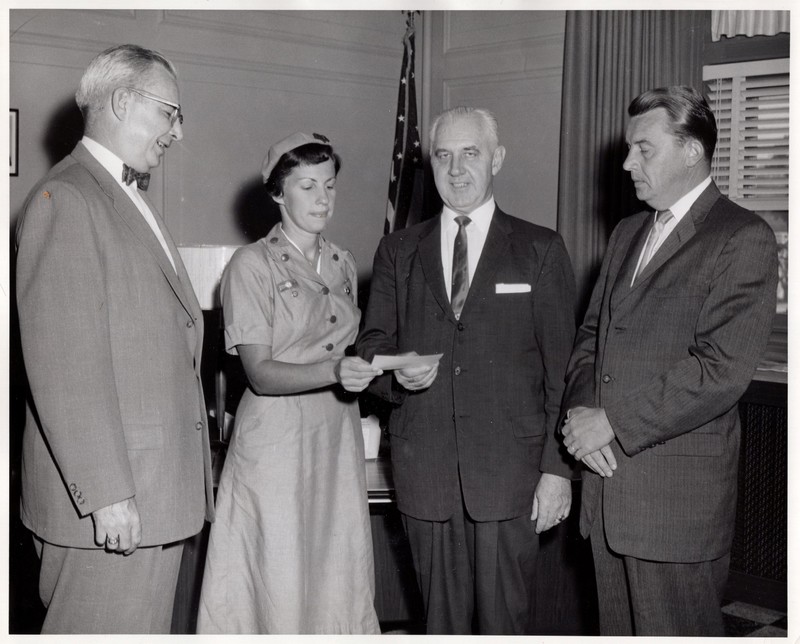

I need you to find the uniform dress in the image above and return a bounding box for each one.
[197,223,379,634]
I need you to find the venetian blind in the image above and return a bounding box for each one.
[703,58,789,211]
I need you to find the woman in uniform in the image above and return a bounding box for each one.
[197,132,382,634]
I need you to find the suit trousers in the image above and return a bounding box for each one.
[35,536,184,634]
[403,493,540,635]
[590,506,729,636]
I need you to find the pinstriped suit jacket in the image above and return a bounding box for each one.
[563,182,777,562]
[16,142,215,548]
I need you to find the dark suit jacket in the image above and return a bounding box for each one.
[16,142,215,548]
[562,182,777,562]
[357,208,577,522]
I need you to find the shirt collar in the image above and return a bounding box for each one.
[664,175,712,221]
[81,136,131,191]
[442,197,495,235]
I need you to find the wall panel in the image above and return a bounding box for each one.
[10,9,406,277]
[426,11,565,230]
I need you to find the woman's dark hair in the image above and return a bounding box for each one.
[628,86,717,162]
[264,143,342,198]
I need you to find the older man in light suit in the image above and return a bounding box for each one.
[15,44,214,633]
[561,86,778,636]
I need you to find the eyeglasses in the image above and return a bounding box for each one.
[125,87,184,126]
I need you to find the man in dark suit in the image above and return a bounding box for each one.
[15,44,214,633]
[561,86,778,636]
[357,106,577,634]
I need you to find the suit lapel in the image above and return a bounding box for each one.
[417,218,453,318]
[630,183,720,291]
[72,144,199,320]
[611,214,651,303]
[461,208,508,316]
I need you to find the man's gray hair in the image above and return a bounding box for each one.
[75,44,177,121]
[428,106,500,155]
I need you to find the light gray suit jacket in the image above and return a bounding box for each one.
[563,182,777,562]
[16,142,215,548]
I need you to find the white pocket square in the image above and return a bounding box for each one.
[495,283,531,294]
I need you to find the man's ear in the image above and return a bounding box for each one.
[684,138,704,168]
[110,87,131,122]
[492,145,506,176]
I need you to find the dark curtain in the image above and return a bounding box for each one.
[557,10,706,311]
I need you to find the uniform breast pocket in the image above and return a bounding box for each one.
[277,278,300,298]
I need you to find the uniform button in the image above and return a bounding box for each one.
[321,286,330,295]
[345,286,351,295]
[457,322,465,331]
[69,483,77,492]
[292,291,299,297]
[78,498,85,505]
[325,343,334,351]
[186,319,194,328]
[454,366,462,376]
[602,374,612,383]
[329,315,337,323]
[332,253,339,261]
[195,421,204,430]
[270,237,279,244]
[281,253,290,261]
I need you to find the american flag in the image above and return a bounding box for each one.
[385,12,423,235]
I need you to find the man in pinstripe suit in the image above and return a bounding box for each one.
[561,86,777,636]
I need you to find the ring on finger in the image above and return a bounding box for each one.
[106,536,119,546]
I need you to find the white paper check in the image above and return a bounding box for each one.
[371,353,443,370]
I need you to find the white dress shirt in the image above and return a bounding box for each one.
[81,136,177,272]
[440,198,495,301]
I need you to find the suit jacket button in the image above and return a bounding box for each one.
[454,366,462,376]
[69,483,77,492]
[329,315,337,323]
[325,343,334,351]
[332,253,339,261]
[195,421,204,430]
[602,374,612,383]
[457,322,465,331]
[321,286,330,295]
[186,319,194,328]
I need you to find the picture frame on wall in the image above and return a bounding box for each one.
[10,108,19,176]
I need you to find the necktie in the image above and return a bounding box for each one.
[634,209,674,282]
[122,164,151,191]
[451,215,471,319]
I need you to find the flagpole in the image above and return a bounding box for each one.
[384,11,423,236]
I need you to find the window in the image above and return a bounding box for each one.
[703,58,789,212]
[704,58,788,367]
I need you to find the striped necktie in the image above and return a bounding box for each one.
[451,215,471,319]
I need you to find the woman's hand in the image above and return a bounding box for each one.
[335,356,383,392]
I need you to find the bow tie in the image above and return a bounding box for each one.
[122,164,150,191]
